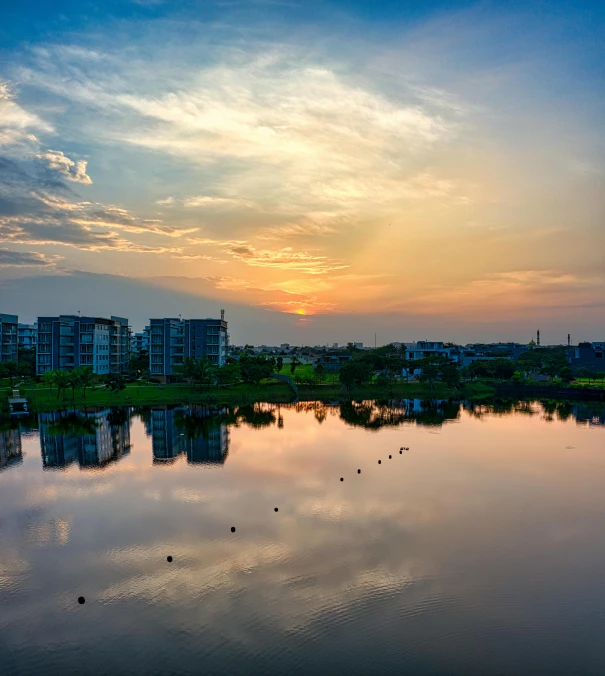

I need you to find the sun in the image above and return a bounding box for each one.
[295,309,306,315]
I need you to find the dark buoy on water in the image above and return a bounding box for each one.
[400,447,403,450]
[389,454,392,459]
[167,555,173,563]
[340,477,344,482]
[274,507,279,512]
[357,469,361,474]
[78,596,85,605]
[231,526,236,533]
[399,450,402,454]
[378,460,381,464]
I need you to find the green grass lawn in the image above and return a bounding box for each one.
[1,381,294,413]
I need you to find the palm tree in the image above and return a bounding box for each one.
[76,366,95,399]
[42,369,57,395]
[53,370,71,400]
[194,357,217,388]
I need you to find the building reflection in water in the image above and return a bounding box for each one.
[0,398,601,473]
[39,408,131,469]
[0,427,23,470]
[145,407,229,465]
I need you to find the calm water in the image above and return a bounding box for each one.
[1,400,605,676]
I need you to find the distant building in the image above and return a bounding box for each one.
[18,323,37,350]
[0,313,18,363]
[319,352,353,372]
[567,342,604,371]
[133,326,150,353]
[149,315,229,381]
[36,315,131,375]
[353,342,363,349]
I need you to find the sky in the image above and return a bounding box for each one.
[1,0,604,344]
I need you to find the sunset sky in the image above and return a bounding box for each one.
[1,0,603,344]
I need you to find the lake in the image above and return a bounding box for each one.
[1,399,605,675]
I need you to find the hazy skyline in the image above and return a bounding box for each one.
[1,0,604,343]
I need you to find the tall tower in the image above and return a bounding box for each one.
[568,333,571,347]
[537,329,540,346]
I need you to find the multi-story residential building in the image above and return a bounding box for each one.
[132,326,150,354]
[184,317,228,366]
[18,323,37,350]
[149,314,229,381]
[149,318,186,380]
[36,315,131,375]
[0,313,18,363]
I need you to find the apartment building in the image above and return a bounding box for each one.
[149,314,229,381]
[18,323,37,350]
[0,313,18,364]
[36,315,131,375]
[132,326,150,354]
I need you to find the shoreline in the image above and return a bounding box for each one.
[3,379,605,414]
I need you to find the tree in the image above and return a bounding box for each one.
[417,357,441,390]
[193,357,217,388]
[17,347,36,377]
[276,356,283,374]
[53,369,71,400]
[0,360,19,387]
[239,355,275,385]
[215,362,241,385]
[290,357,300,374]
[440,361,461,389]
[75,366,95,399]
[313,360,326,384]
[42,369,57,395]
[68,369,80,399]
[339,360,373,390]
[105,373,126,392]
[559,366,573,384]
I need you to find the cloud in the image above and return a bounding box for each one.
[0,83,196,257]
[0,82,52,145]
[184,233,346,274]
[183,196,250,208]
[35,150,92,184]
[227,244,348,274]
[0,248,61,267]
[156,196,174,206]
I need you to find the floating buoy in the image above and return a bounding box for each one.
[400,447,403,450]
[378,460,381,464]
[357,469,361,474]
[340,477,344,482]
[78,596,85,605]
[399,450,402,454]
[231,527,236,533]
[389,455,392,459]
[167,555,173,563]
[274,507,279,512]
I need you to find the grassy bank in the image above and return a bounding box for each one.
[297,381,495,401]
[1,381,294,413]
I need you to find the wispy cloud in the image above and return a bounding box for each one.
[0,248,61,267]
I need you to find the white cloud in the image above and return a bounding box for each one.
[35,149,92,184]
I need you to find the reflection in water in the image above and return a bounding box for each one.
[1,398,605,676]
[1,398,604,472]
[0,427,23,470]
[39,408,131,469]
[144,407,230,465]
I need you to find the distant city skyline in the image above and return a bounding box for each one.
[1,1,604,342]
